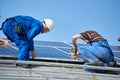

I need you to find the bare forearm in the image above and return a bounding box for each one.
[72,34,82,47]
[72,37,77,47]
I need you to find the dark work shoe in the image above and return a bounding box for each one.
[16,63,31,68]
[109,61,120,67]
[87,61,104,66]
[108,61,116,67]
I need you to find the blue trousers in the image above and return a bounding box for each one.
[78,41,114,63]
[77,41,114,72]
[2,20,30,60]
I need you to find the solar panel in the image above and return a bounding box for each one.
[35,46,71,59]
[110,46,120,63]
[0,40,120,63]
[34,41,71,48]
[0,46,18,57]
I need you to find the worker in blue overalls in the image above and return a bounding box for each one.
[69,30,114,72]
[1,15,54,61]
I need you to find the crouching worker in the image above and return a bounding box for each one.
[69,30,114,73]
[1,15,54,61]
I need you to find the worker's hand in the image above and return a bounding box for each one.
[71,46,77,54]
[31,50,36,59]
[4,40,10,46]
[0,40,10,47]
[69,52,80,60]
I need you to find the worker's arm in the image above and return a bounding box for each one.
[72,34,80,47]
[72,34,82,48]
[71,34,82,55]
[27,23,42,58]
[69,34,88,59]
[27,24,42,51]
[69,34,82,59]
[72,34,89,54]
[27,27,40,41]
[27,21,42,41]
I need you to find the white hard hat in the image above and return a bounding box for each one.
[43,19,54,32]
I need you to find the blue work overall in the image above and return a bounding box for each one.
[2,16,43,60]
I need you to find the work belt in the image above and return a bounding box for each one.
[2,17,25,35]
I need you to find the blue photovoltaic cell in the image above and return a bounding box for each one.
[58,48,71,53]
[110,46,119,51]
[0,46,18,57]
[35,46,71,59]
[34,41,71,47]
[113,52,120,58]
[114,54,120,63]
[111,46,120,63]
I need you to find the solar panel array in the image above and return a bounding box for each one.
[0,40,120,63]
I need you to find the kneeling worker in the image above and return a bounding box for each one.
[69,30,114,72]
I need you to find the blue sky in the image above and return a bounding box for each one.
[0,0,120,45]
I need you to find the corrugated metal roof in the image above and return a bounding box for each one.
[0,59,120,80]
